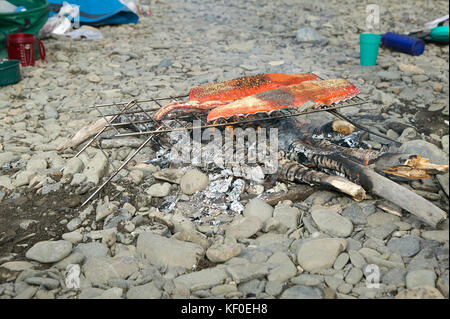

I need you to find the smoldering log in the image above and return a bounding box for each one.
[310,139,449,178]
[246,184,317,206]
[288,139,448,228]
[277,153,366,201]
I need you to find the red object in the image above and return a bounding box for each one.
[206,79,360,122]
[154,73,318,120]
[6,33,45,67]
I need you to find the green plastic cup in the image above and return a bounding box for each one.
[360,33,382,66]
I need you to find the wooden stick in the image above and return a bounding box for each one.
[357,163,447,228]
[277,154,366,201]
[57,116,113,151]
[254,185,317,206]
[288,140,447,228]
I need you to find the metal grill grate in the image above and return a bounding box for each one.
[67,76,368,207]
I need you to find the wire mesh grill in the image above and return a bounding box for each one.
[69,76,368,206]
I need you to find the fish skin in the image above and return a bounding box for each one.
[206,79,360,122]
[154,73,318,120]
[189,73,319,102]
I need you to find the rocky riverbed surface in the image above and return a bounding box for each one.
[0,0,448,299]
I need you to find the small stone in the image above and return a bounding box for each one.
[421,230,449,243]
[84,151,108,185]
[412,74,428,83]
[62,231,83,244]
[136,232,205,269]
[365,223,398,240]
[333,253,350,270]
[281,285,323,299]
[146,182,171,197]
[433,83,443,92]
[297,238,347,272]
[395,286,444,299]
[54,251,85,270]
[24,277,60,289]
[345,267,364,285]
[311,207,353,237]
[211,284,238,296]
[265,281,283,296]
[324,276,345,290]
[26,158,47,173]
[337,283,353,294]
[262,218,281,233]
[35,290,55,299]
[341,204,367,225]
[126,282,161,299]
[63,157,84,176]
[174,267,228,290]
[387,235,421,257]
[180,169,209,195]
[82,256,139,285]
[398,64,424,74]
[348,250,366,268]
[0,261,34,272]
[291,274,323,286]
[437,173,449,197]
[25,240,72,263]
[225,216,263,239]
[366,212,400,227]
[14,287,38,299]
[382,268,406,287]
[127,170,143,184]
[346,238,362,251]
[266,252,297,282]
[87,73,101,83]
[243,198,273,223]
[206,243,241,263]
[378,71,401,81]
[70,173,87,186]
[172,230,209,249]
[122,203,136,216]
[75,242,109,259]
[273,205,300,231]
[238,279,266,296]
[153,168,184,184]
[95,201,118,222]
[295,27,327,45]
[66,217,82,232]
[94,287,123,299]
[226,263,269,284]
[437,271,449,298]
[406,270,436,289]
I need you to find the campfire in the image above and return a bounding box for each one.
[58,73,449,229]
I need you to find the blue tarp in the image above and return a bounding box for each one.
[48,0,138,26]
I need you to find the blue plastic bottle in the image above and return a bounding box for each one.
[381,32,425,56]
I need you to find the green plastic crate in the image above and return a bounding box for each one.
[0,59,21,86]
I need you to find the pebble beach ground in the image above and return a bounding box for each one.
[0,0,448,299]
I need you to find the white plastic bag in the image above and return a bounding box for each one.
[119,0,142,16]
[39,1,80,38]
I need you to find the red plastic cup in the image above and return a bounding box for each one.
[6,33,45,67]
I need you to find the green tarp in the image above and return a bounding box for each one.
[0,0,49,59]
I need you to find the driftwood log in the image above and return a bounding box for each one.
[277,154,365,201]
[288,140,448,228]
[57,116,113,151]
